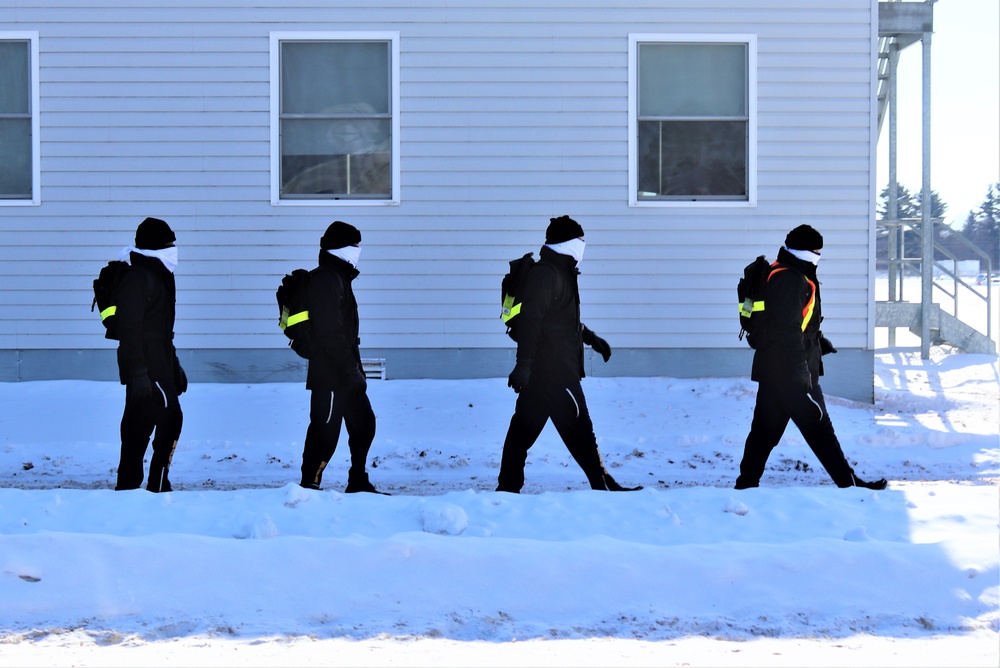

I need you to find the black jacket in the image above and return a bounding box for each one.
[750,247,825,385]
[305,250,365,391]
[116,252,178,387]
[515,245,591,385]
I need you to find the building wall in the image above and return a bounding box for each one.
[0,0,877,401]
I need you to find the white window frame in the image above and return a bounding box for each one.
[269,31,400,206]
[628,33,757,208]
[0,31,41,207]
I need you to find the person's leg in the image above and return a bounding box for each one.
[342,388,380,492]
[545,382,611,489]
[116,390,156,491]
[496,384,550,493]
[735,383,790,489]
[147,382,182,493]
[784,383,859,487]
[300,389,344,489]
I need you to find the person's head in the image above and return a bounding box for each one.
[321,221,362,268]
[544,215,586,263]
[135,217,175,251]
[320,220,362,250]
[784,224,823,253]
[545,215,584,245]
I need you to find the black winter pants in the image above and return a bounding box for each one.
[736,380,856,488]
[301,386,376,489]
[497,380,607,492]
[117,380,183,492]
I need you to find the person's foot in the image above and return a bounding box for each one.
[345,479,390,495]
[593,473,643,492]
[299,481,321,490]
[855,476,888,491]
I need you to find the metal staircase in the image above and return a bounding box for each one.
[877,218,996,355]
[875,2,997,356]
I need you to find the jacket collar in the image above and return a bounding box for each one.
[318,249,360,279]
[539,245,580,273]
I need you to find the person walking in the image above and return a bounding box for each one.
[299,221,385,494]
[735,224,887,490]
[497,215,642,493]
[115,216,186,492]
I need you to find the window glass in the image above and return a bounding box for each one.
[636,41,749,202]
[0,40,31,199]
[279,40,392,199]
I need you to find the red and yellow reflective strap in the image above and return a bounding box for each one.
[801,278,816,331]
[767,266,817,332]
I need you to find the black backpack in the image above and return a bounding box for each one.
[91,260,151,341]
[500,252,536,341]
[737,255,774,348]
[277,268,318,359]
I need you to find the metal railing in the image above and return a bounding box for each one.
[878,217,993,343]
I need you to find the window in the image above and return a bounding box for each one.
[270,32,400,205]
[629,34,756,207]
[0,33,39,205]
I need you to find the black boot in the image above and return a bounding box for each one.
[592,472,643,492]
[854,476,888,490]
[345,471,390,495]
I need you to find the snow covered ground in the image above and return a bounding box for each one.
[0,342,997,667]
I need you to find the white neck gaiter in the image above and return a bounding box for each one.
[328,245,361,268]
[786,247,821,265]
[545,238,586,264]
[120,245,178,273]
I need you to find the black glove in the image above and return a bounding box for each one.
[508,363,532,394]
[791,361,812,391]
[590,334,612,363]
[819,336,838,355]
[174,359,188,395]
[129,372,152,401]
[346,368,368,395]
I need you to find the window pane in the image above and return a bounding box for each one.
[0,41,29,114]
[0,118,32,197]
[281,41,389,114]
[281,118,391,197]
[639,43,746,117]
[637,120,746,198]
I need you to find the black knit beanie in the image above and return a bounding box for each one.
[135,217,175,250]
[785,224,823,252]
[320,221,362,250]
[545,215,585,244]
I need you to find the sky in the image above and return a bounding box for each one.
[0,335,997,665]
[875,0,1000,228]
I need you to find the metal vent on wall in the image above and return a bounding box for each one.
[362,358,386,380]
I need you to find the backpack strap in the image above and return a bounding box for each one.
[768,265,817,332]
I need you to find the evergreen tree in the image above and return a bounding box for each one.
[961,183,1000,267]
[876,183,948,267]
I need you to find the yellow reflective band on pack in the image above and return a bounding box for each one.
[501,294,520,323]
[286,310,309,327]
[100,305,116,321]
[739,299,765,318]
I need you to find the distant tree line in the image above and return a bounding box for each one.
[877,182,1000,271]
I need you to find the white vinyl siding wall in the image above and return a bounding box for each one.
[0,1,876,384]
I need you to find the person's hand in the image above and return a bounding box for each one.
[820,336,838,355]
[347,368,368,395]
[508,363,531,394]
[590,334,612,363]
[174,360,188,395]
[791,361,812,391]
[129,373,152,401]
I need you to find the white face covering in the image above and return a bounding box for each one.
[786,247,821,265]
[328,245,362,268]
[545,238,586,264]
[120,245,178,273]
